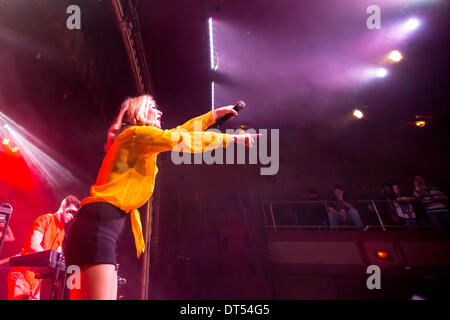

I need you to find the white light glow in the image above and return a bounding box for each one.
[208,17,217,71]
[405,18,420,31]
[391,17,422,41]
[353,109,364,119]
[0,111,80,189]
[375,68,388,78]
[388,50,403,62]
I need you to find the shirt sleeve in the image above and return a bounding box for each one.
[169,111,216,132]
[134,126,233,155]
[30,214,50,234]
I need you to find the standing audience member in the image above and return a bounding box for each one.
[392,185,417,230]
[413,176,449,231]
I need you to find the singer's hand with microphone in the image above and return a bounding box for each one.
[212,105,238,120]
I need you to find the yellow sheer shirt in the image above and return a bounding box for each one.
[81,111,232,257]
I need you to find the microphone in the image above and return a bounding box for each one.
[207,101,246,130]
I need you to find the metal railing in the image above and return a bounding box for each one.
[263,199,433,231]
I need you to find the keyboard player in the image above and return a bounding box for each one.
[7,195,80,300]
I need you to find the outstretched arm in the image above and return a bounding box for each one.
[171,105,238,133]
[134,126,260,154]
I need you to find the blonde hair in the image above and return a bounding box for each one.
[105,95,155,150]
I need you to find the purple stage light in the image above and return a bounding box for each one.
[405,18,420,31]
[208,17,218,71]
[375,67,388,78]
[391,17,422,41]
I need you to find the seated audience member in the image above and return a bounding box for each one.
[380,183,402,224]
[327,185,364,229]
[413,176,449,231]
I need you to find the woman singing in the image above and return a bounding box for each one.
[65,95,259,299]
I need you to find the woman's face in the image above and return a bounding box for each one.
[141,96,162,128]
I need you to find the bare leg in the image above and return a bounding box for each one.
[70,264,117,300]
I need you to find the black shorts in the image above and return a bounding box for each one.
[65,202,127,267]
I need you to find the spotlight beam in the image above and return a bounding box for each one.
[5,125,80,187]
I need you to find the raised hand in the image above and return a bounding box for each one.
[212,105,238,120]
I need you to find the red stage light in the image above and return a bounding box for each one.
[376,250,389,259]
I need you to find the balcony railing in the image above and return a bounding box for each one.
[263,200,434,231]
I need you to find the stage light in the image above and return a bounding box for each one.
[405,18,420,31]
[211,81,215,110]
[208,17,218,71]
[376,250,389,259]
[414,115,427,128]
[2,138,9,145]
[375,68,388,78]
[415,120,426,127]
[388,50,403,63]
[391,17,422,41]
[353,109,364,119]
[1,112,80,190]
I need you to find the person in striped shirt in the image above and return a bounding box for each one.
[413,176,449,231]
